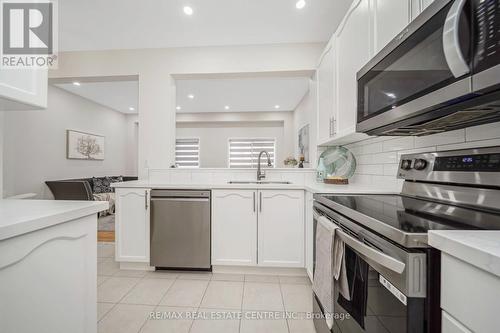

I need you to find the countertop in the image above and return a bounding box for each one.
[0,200,109,241]
[111,180,398,194]
[429,231,500,278]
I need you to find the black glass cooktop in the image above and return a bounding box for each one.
[318,194,500,234]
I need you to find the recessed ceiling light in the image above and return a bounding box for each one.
[296,0,306,9]
[176,106,181,110]
[129,107,135,111]
[183,6,193,15]
[274,105,280,109]
[224,105,230,110]
[187,94,195,99]
[72,81,81,86]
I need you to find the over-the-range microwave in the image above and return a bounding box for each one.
[357,0,500,136]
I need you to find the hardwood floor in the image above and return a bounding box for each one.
[98,231,115,242]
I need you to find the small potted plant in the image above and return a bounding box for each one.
[284,157,298,168]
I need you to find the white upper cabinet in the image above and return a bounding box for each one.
[372,0,410,53]
[257,190,304,267]
[212,190,257,266]
[115,188,150,263]
[335,0,372,140]
[0,68,47,110]
[317,40,337,144]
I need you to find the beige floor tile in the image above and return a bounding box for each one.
[279,275,312,285]
[200,281,244,309]
[244,274,279,283]
[211,273,244,282]
[240,312,288,333]
[159,279,209,307]
[140,306,195,333]
[288,318,316,333]
[97,277,140,303]
[98,243,115,258]
[145,271,179,279]
[281,284,313,312]
[191,308,241,333]
[242,282,284,311]
[98,258,120,276]
[97,302,115,322]
[98,304,154,333]
[176,272,212,280]
[97,275,110,287]
[113,269,148,278]
[121,278,175,305]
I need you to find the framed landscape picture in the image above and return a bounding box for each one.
[67,130,105,160]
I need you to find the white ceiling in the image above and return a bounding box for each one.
[53,81,138,114]
[176,77,310,113]
[59,0,353,51]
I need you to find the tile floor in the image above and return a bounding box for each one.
[97,242,316,333]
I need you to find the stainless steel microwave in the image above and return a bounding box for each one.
[357,0,500,136]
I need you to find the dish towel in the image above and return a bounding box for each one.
[333,229,351,302]
[312,216,337,329]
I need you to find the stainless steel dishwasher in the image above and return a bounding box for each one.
[150,190,211,270]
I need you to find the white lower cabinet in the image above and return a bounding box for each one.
[258,190,304,267]
[305,191,314,280]
[115,188,150,263]
[212,190,257,266]
[212,189,305,268]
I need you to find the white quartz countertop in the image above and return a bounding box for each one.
[111,180,398,194]
[429,231,500,278]
[0,200,109,241]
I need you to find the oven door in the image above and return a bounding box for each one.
[356,0,473,135]
[312,208,427,333]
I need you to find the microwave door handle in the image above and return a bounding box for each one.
[337,229,406,274]
[443,0,470,78]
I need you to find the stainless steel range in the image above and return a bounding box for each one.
[312,146,500,333]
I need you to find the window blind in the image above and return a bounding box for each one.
[228,138,275,168]
[175,138,200,168]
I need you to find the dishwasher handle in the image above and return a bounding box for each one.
[151,197,210,202]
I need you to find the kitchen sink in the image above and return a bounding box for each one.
[228,180,292,184]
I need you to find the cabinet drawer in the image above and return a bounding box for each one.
[441,253,500,333]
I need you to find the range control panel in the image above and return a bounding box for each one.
[433,153,500,171]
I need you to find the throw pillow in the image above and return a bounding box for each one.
[92,177,111,194]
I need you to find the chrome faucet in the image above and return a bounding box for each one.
[257,150,272,180]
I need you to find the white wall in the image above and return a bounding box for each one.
[293,77,317,168]
[344,121,500,190]
[176,121,287,168]
[3,86,137,198]
[0,112,3,198]
[49,43,324,178]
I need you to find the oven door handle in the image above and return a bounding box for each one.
[313,210,406,274]
[337,229,406,274]
[443,0,470,78]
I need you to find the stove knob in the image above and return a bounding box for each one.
[414,159,427,170]
[401,159,412,170]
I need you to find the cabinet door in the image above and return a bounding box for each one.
[317,40,337,143]
[0,68,47,110]
[305,191,314,280]
[258,190,304,267]
[372,0,410,53]
[115,188,150,262]
[336,0,372,138]
[212,190,257,266]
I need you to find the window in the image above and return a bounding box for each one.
[175,138,200,168]
[228,138,276,168]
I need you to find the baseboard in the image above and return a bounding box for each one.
[212,265,308,276]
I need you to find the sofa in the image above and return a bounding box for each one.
[45,176,138,201]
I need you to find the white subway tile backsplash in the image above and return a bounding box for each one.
[355,164,384,175]
[414,129,465,148]
[382,137,415,152]
[356,154,375,165]
[466,121,500,142]
[371,151,398,164]
[396,147,437,159]
[383,164,399,176]
[436,138,500,151]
